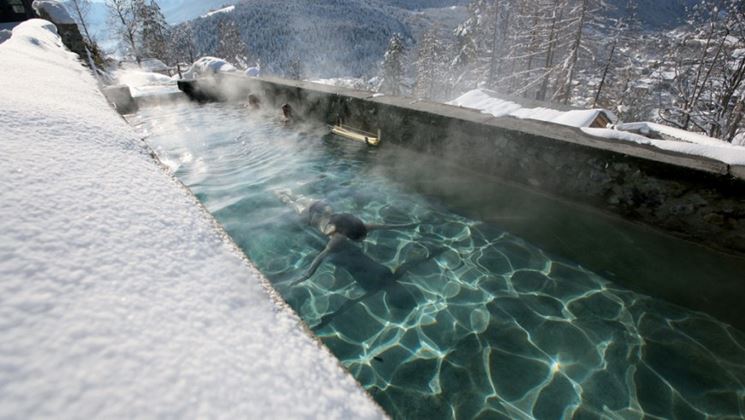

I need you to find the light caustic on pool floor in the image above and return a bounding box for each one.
[134,103,745,420]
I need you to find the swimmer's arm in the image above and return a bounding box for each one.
[365,222,418,231]
[294,234,345,284]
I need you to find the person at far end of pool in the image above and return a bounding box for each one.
[275,189,417,284]
[280,103,294,124]
[247,94,261,109]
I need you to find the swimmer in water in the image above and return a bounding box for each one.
[276,189,415,284]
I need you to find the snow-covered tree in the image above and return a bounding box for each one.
[106,0,142,65]
[592,0,643,109]
[450,0,494,91]
[67,0,94,44]
[660,0,745,142]
[217,18,250,69]
[552,0,595,104]
[414,26,447,99]
[287,58,303,80]
[381,33,405,95]
[170,23,196,65]
[139,0,170,63]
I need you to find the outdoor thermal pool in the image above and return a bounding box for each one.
[132,102,745,420]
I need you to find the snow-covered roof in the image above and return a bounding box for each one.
[32,0,75,25]
[0,19,384,419]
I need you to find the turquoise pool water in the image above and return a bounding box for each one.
[133,102,745,419]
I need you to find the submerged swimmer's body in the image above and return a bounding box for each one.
[276,189,415,283]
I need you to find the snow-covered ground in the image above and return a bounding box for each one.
[0,19,384,419]
[450,89,745,167]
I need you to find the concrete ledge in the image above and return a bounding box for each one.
[133,90,188,109]
[102,84,137,114]
[177,75,745,256]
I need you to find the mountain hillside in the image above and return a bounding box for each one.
[186,0,418,78]
[180,0,711,80]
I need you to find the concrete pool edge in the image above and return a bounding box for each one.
[176,75,745,256]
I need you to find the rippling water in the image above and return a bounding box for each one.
[133,102,745,420]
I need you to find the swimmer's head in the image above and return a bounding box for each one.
[281,103,293,118]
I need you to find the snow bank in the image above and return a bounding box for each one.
[201,5,235,18]
[449,89,615,128]
[584,126,745,166]
[649,139,745,165]
[0,19,384,419]
[115,69,178,97]
[734,132,745,146]
[618,121,730,147]
[311,77,375,91]
[32,0,75,24]
[581,127,652,145]
[245,66,260,77]
[182,56,236,80]
[448,89,522,117]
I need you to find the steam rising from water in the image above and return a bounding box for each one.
[133,102,745,420]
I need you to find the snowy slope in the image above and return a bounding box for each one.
[0,19,384,419]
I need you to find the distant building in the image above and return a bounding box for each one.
[0,0,35,30]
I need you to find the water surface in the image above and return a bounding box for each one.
[133,102,745,420]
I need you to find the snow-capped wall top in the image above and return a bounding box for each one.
[449,89,616,128]
[0,19,385,419]
[182,56,236,79]
[449,88,745,167]
[32,0,75,25]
